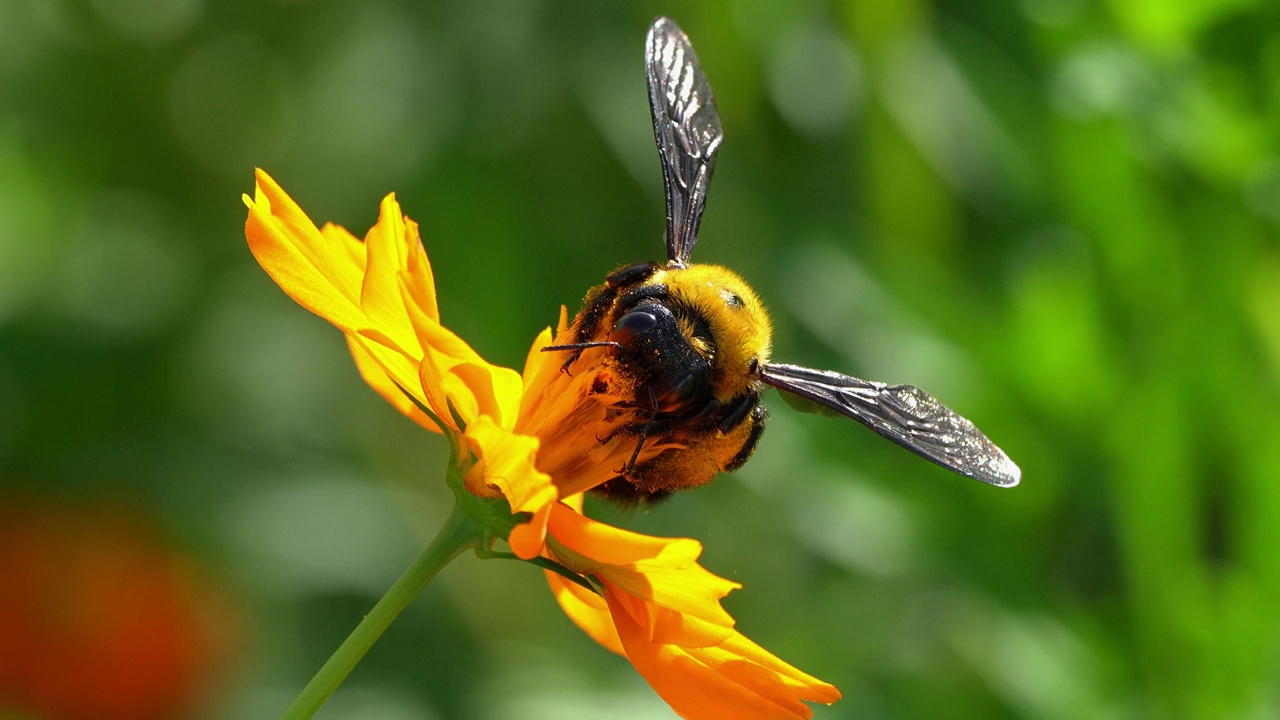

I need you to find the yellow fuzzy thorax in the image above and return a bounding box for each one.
[652,263,772,400]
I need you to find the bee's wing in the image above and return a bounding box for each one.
[646,16,724,268]
[759,363,1021,487]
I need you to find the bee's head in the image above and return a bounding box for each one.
[608,297,714,413]
[661,264,772,400]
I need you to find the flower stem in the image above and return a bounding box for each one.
[279,504,480,720]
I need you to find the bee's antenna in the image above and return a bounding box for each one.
[540,341,621,353]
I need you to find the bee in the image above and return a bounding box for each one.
[543,17,1020,502]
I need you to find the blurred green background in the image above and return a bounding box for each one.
[3,0,1279,718]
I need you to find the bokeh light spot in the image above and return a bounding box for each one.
[57,189,195,336]
[88,0,203,44]
[167,38,292,178]
[767,20,862,139]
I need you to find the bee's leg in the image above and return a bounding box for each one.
[723,403,767,472]
[619,384,660,475]
[592,476,670,508]
[614,281,671,309]
[577,262,661,346]
[605,261,662,289]
[717,390,760,434]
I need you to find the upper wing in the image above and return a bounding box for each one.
[759,363,1021,487]
[645,16,724,268]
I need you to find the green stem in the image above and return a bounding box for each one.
[279,503,480,720]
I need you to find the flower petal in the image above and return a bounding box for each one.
[246,171,435,418]
[246,170,513,438]
[546,505,739,647]
[443,362,523,431]
[602,578,735,649]
[607,593,841,720]
[548,505,699,567]
[544,570,625,656]
[351,329,435,418]
[518,308,569,419]
[360,193,424,358]
[399,215,439,324]
[244,170,366,332]
[463,416,557,559]
[319,222,368,276]
[346,334,440,433]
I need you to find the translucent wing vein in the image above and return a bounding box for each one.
[646,16,724,267]
[760,363,1021,487]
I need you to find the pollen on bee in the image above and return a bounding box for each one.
[718,287,742,307]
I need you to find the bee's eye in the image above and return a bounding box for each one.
[610,310,658,346]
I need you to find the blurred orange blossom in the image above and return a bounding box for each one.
[0,497,234,720]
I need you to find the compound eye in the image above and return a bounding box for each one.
[609,310,658,346]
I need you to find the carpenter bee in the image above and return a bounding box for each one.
[543,17,1020,502]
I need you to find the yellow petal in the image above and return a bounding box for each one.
[560,492,585,513]
[359,193,423,358]
[443,362,523,431]
[607,593,841,720]
[518,307,569,416]
[246,171,441,424]
[416,346,459,435]
[601,578,735,649]
[508,502,554,561]
[463,416,557,559]
[346,334,441,433]
[700,633,842,708]
[521,325,557,382]
[394,272,514,431]
[415,312,488,368]
[548,506,700,566]
[546,505,739,646]
[319,222,368,277]
[245,169,366,332]
[351,328,435,420]
[247,170,499,436]
[545,570,624,655]
[400,215,440,324]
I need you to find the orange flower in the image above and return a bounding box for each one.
[244,169,840,718]
[544,496,840,720]
[0,497,234,720]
